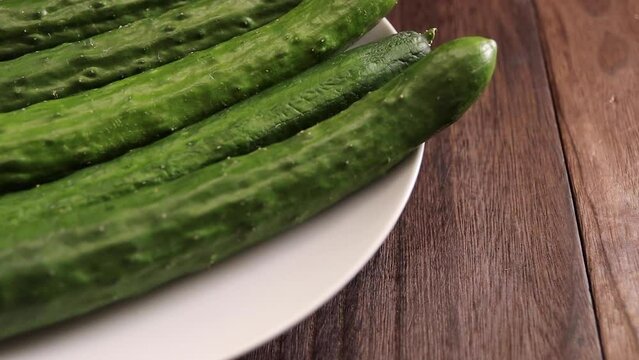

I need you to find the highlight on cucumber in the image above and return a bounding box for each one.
[0,0,497,342]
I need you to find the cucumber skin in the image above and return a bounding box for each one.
[0,0,397,192]
[0,32,430,228]
[0,37,497,341]
[0,0,188,61]
[0,0,303,112]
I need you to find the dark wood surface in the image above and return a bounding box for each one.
[244,0,638,358]
[535,0,639,358]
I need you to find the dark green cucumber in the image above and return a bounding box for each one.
[0,0,396,192]
[0,32,431,227]
[0,37,497,341]
[0,0,187,61]
[0,0,303,112]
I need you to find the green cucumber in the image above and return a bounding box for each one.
[0,32,431,227]
[0,37,497,341]
[0,0,396,192]
[0,0,303,112]
[0,0,187,61]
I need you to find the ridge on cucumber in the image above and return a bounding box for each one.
[0,0,397,192]
[0,0,189,61]
[0,0,303,112]
[0,36,497,341]
[0,31,431,230]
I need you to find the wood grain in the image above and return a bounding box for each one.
[243,0,603,358]
[534,0,639,358]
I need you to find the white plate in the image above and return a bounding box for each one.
[0,19,424,360]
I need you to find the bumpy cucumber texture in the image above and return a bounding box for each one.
[0,37,497,341]
[0,32,431,228]
[0,0,303,112]
[0,0,397,191]
[0,0,187,60]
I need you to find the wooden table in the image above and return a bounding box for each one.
[245,0,639,358]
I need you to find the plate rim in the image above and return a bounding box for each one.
[227,18,426,359]
[0,18,425,360]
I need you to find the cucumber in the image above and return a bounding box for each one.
[0,0,187,61]
[0,0,303,112]
[0,32,431,228]
[0,0,396,192]
[0,37,497,341]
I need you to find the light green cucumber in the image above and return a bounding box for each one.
[0,32,431,227]
[0,37,497,341]
[0,0,187,60]
[0,0,396,192]
[0,0,303,112]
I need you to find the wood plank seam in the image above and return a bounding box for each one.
[244,0,606,357]
[394,216,405,360]
[529,1,605,357]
